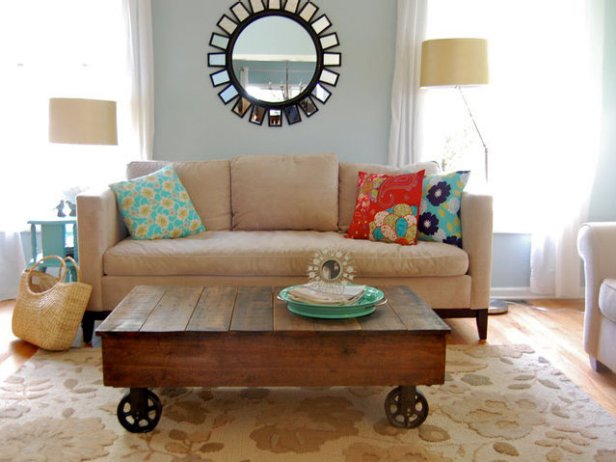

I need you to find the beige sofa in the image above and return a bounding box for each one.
[77,153,493,340]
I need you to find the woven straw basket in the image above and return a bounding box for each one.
[12,255,92,351]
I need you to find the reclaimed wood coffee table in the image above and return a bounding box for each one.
[96,284,450,433]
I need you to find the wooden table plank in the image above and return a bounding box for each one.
[97,285,166,333]
[101,332,446,388]
[311,317,362,331]
[357,302,406,331]
[187,286,237,332]
[383,286,450,333]
[230,287,273,332]
[141,286,204,332]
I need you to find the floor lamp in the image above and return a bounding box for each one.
[420,38,506,314]
[419,38,489,180]
[49,98,118,216]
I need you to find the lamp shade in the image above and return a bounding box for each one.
[49,98,118,145]
[420,38,488,87]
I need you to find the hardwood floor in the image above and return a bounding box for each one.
[0,300,37,383]
[1,297,615,417]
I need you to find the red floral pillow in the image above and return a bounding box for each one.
[346,170,425,245]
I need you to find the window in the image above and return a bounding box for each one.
[418,0,600,233]
[0,0,136,227]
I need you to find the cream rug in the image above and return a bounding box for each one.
[1,345,615,461]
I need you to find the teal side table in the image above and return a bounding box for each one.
[27,217,78,281]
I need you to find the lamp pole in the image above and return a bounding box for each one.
[457,87,506,314]
[457,86,488,182]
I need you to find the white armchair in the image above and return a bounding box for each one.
[577,222,616,373]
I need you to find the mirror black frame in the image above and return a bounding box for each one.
[207,0,341,127]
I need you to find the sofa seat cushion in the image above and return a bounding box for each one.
[599,278,616,323]
[103,231,469,278]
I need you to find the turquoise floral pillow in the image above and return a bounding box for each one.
[110,165,205,240]
[418,171,470,247]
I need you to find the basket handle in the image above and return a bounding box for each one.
[64,256,81,281]
[29,255,67,278]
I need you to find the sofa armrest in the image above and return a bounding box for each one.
[460,191,493,308]
[76,188,127,311]
[577,222,616,351]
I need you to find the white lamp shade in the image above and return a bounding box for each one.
[49,98,118,145]
[420,38,489,87]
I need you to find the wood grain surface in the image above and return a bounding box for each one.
[97,285,449,389]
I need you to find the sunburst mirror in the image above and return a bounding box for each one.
[207,0,341,127]
[307,249,355,293]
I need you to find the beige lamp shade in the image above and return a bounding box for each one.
[420,38,489,87]
[49,98,118,145]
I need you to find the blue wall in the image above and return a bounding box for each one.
[152,0,396,163]
[491,233,531,288]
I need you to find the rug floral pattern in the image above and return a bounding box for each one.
[1,345,615,461]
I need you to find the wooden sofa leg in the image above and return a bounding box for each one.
[433,308,489,341]
[476,309,488,341]
[81,311,112,343]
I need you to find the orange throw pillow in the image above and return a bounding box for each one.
[346,170,425,245]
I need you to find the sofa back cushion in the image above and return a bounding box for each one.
[230,153,339,231]
[338,161,441,232]
[126,160,232,230]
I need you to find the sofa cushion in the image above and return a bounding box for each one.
[599,278,616,323]
[109,165,206,240]
[104,230,469,278]
[418,171,470,247]
[338,161,440,232]
[230,153,338,231]
[346,171,425,245]
[126,160,232,231]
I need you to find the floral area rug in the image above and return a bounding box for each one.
[1,344,615,462]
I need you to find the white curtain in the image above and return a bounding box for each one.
[388,0,427,167]
[0,177,27,300]
[529,0,604,298]
[0,230,25,301]
[530,220,589,298]
[124,0,155,160]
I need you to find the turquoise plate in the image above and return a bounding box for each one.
[278,285,385,319]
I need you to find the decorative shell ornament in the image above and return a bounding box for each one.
[306,249,355,293]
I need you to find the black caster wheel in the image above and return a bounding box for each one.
[117,388,162,433]
[384,385,429,428]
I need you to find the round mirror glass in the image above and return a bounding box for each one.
[231,16,317,104]
[320,259,342,281]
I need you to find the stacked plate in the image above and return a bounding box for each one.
[278,284,385,319]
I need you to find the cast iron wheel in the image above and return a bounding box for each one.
[117,389,162,433]
[384,386,429,428]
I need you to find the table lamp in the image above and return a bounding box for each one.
[419,38,489,180]
[49,98,118,145]
[48,98,118,216]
